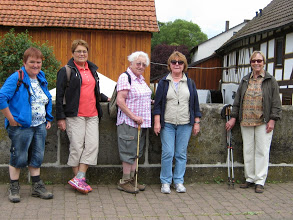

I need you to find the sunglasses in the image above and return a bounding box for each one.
[250,59,263,64]
[170,60,184,65]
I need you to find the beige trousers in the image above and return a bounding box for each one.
[66,116,99,167]
[241,124,273,186]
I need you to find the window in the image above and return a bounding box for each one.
[276,38,284,66]
[225,55,229,75]
[235,51,239,74]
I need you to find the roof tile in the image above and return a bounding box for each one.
[0,0,159,32]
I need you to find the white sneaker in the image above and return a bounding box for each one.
[161,184,171,194]
[174,183,186,193]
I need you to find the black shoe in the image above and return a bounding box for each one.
[240,181,255,188]
[255,184,264,193]
[32,180,53,199]
[8,182,20,203]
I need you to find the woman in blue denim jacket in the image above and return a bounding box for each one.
[0,47,53,203]
[153,51,201,194]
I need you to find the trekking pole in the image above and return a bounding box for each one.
[135,124,141,196]
[225,106,231,188]
[228,106,235,189]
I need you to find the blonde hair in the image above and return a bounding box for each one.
[167,51,188,72]
[250,51,266,64]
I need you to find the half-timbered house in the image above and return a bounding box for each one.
[216,0,293,105]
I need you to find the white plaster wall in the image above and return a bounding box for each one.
[285,32,293,54]
[284,58,293,80]
[192,22,248,63]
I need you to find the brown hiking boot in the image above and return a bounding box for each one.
[117,179,139,194]
[240,181,255,188]
[32,180,53,199]
[130,178,146,191]
[8,182,20,203]
[255,184,264,193]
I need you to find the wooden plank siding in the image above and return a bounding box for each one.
[188,56,222,90]
[0,27,151,84]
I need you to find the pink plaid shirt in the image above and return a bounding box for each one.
[116,68,152,128]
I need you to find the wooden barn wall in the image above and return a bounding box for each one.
[0,27,151,84]
[187,57,222,90]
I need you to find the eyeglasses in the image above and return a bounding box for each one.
[74,50,88,54]
[250,59,263,64]
[135,62,147,68]
[171,60,184,65]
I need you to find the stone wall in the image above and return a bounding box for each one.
[0,103,293,184]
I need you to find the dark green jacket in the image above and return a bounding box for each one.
[231,70,282,123]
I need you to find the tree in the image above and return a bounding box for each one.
[151,19,208,51]
[0,29,61,90]
[151,44,190,80]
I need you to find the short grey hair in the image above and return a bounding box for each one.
[128,51,150,66]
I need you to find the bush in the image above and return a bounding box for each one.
[0,29,61,89]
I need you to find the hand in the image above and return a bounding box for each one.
[57,119,66,131]
[192,123,200,135]
[226,118,236,131]
[266,120,275,133]
[9,118,21,127]
[46,121,51,129]
[133,116,144,125]
[154,122,161,136]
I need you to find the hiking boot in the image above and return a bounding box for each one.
[255,184,264,193]
[81,178,92,192]
[117,179,139,194]
[161,183,171,194]
[130,178,146,191]
[32,180,53,199]
[240,181,255,189]
[68,177,88,194]
[174,183,186,193]
[8,182,20,203]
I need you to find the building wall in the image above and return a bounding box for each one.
[192,22,248,63]
[0,27,152,84]
[0,103,292,184]
[188,56,222,90]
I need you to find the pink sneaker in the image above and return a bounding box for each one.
[81,178,92,192]
[68,177,88,194]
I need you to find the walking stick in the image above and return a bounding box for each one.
[135,124,141,196]
[225,105,235,189]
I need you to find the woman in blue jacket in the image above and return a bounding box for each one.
[0,47,54,203]
[153,51,201,194]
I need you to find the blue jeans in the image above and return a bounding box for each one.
[160,123,192,184]
[7,123,47,168]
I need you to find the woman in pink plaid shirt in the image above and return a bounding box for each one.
[116,51,152,194]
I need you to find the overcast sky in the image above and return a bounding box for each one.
[155,0,272,39]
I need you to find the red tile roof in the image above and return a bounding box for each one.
[0,0,159,32]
